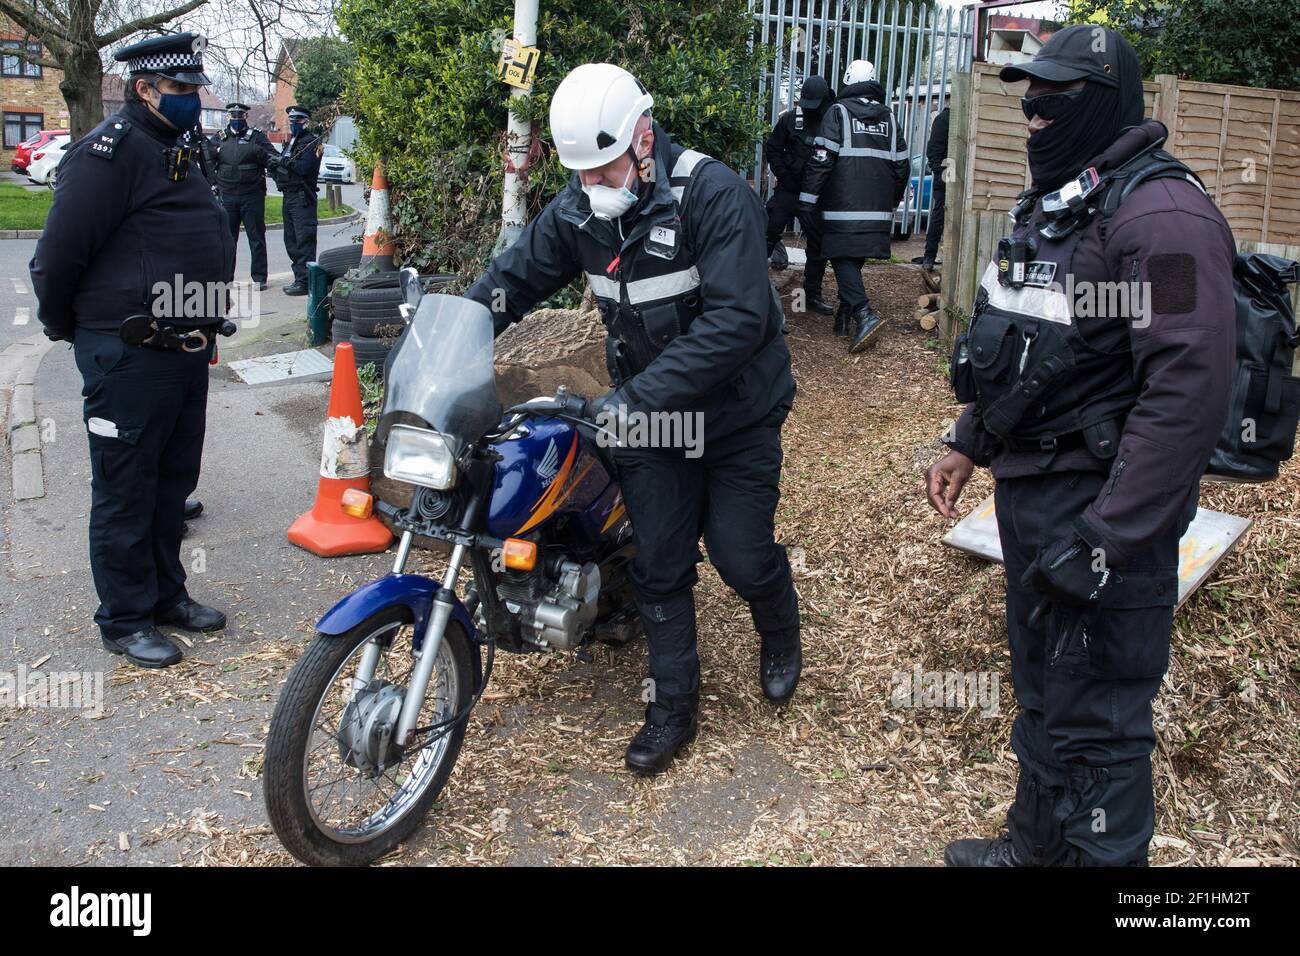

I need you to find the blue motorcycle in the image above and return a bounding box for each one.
[264,283,639,866]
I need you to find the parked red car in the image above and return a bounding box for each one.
[11,129,68,174]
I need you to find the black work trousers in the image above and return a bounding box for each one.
[613,399,800,726]
[831,257,870,312]
[74,331,211,641]
[765,188,827,294]
[282,187,318,285]
[222,190,268,283]
[995,469,1196,865]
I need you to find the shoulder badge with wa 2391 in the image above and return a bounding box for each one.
[89,120,133,160]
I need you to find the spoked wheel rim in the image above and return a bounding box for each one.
[301,618,460,844]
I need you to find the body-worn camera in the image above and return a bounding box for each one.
[998,235,1037,288]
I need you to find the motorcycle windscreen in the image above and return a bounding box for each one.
[378,293,502,454]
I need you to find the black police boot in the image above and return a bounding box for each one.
[833,302,850,337]
[183,498,203,520]
[625,711,699,776]
[283,282,308,296]
[759,627,801,702]
[157,598,227,632]
[848,305,886,353]
[102,627,183,669]
[944,833,1027,867]
[805,292,834,315]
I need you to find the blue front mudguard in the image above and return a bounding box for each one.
[315,573,483,688]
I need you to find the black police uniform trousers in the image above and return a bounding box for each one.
[74,331,210,641]
[995,470,1196,866]
[923,178,946,262]
[765,188,827,294]
[613,400,800,726]
[282,186,318,285]
[831,257,871,312]
[221,189,268,283]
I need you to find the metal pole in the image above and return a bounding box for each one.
[494,0,540,256]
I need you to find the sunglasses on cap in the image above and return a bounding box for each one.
[1021,87,1084,121]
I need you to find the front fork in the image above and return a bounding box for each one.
[351,530,470,747]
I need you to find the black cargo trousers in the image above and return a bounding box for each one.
[612,398,800,727]
[765,187,827,294]
[995,469,1197,866]
[74,330,211,642]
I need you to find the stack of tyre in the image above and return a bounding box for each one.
[319,242,454,374]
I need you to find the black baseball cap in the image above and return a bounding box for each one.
[799,75,830,110]
[999,24,1124,88]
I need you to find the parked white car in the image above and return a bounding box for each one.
[27,134,70,188]
[320,144,355,185]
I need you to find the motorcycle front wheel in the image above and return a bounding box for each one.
[263,605,475,866]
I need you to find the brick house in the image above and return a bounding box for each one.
[0,18,69,165]
[267,39,302,143]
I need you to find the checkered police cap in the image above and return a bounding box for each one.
[114,32,211,85]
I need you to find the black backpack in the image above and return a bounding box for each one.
[1099,152,1300,483]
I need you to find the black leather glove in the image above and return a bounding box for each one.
[1022,519,1113,610]
[583,388,625,423]
[42,325,72,343]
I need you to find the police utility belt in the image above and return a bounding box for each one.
[120,314,236,353]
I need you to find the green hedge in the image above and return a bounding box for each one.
[336,0,767,282]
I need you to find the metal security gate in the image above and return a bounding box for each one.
[750,0,974,237]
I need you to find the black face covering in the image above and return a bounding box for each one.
[1026,42,1144,191]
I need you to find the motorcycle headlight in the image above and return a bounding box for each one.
[383,424,457,490]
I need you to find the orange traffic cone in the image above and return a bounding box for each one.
[288,341,394,556]
[359,159,396,273]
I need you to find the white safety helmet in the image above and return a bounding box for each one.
[844,59,877,84]
[549,63,654,170]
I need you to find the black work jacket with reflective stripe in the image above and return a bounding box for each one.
[467,122,795,441]
[765,106,823,194]
[801,81,909,259]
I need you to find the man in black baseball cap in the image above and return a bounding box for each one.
[1000,23,1145,192]
[925,24,1236,867]
[763,74,834,317]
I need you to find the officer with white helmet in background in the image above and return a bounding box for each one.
[467,63,800,776]
[801,59,909,351]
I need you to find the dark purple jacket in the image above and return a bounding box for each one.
[947,121,1236,565]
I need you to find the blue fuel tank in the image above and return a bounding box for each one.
[486,417,629,548]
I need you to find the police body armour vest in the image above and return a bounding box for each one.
[950,193,1139,456]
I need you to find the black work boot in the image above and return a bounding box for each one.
[805,291,834,315]
[848,305,886,352]
[102,627,183,669]
[183,498,204,520]
[944,833,1027,867]
[833,302,850,337]
[157,598,227,632]
[625,712,699,776]
[283,282,308,296]
[759,628,801,702]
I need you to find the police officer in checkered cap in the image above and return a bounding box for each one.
[28,31,235,669]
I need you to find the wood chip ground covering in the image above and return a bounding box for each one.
[110,263,1300,866]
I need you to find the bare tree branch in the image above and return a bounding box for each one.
[95,0,209,47]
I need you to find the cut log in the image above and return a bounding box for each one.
[918,309,940,331]
[917,292,941,310]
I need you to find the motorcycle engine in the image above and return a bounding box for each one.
[497,558,602,651]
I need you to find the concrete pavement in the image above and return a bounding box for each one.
[0,180,400,863]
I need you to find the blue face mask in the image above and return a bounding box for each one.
[229,118,247,133]
[152,86,201,131]
[289,121,305,137]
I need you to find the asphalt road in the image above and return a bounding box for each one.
[0,181,366,403]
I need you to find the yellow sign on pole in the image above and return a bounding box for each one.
[498,38,540,91]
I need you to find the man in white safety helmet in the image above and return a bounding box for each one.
[467,63,800,776]
[801,57,908,350]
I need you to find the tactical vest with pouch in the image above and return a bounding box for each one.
[576,148,785,389]
[216,129,267,192]
[951,143,1300,478]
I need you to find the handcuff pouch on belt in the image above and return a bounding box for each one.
[120,314,210,353]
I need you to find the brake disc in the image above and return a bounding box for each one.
[336,680,405,778]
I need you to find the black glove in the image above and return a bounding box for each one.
[583,388,625,423]
[42,325,72,343]
[1022,519,1113,610]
